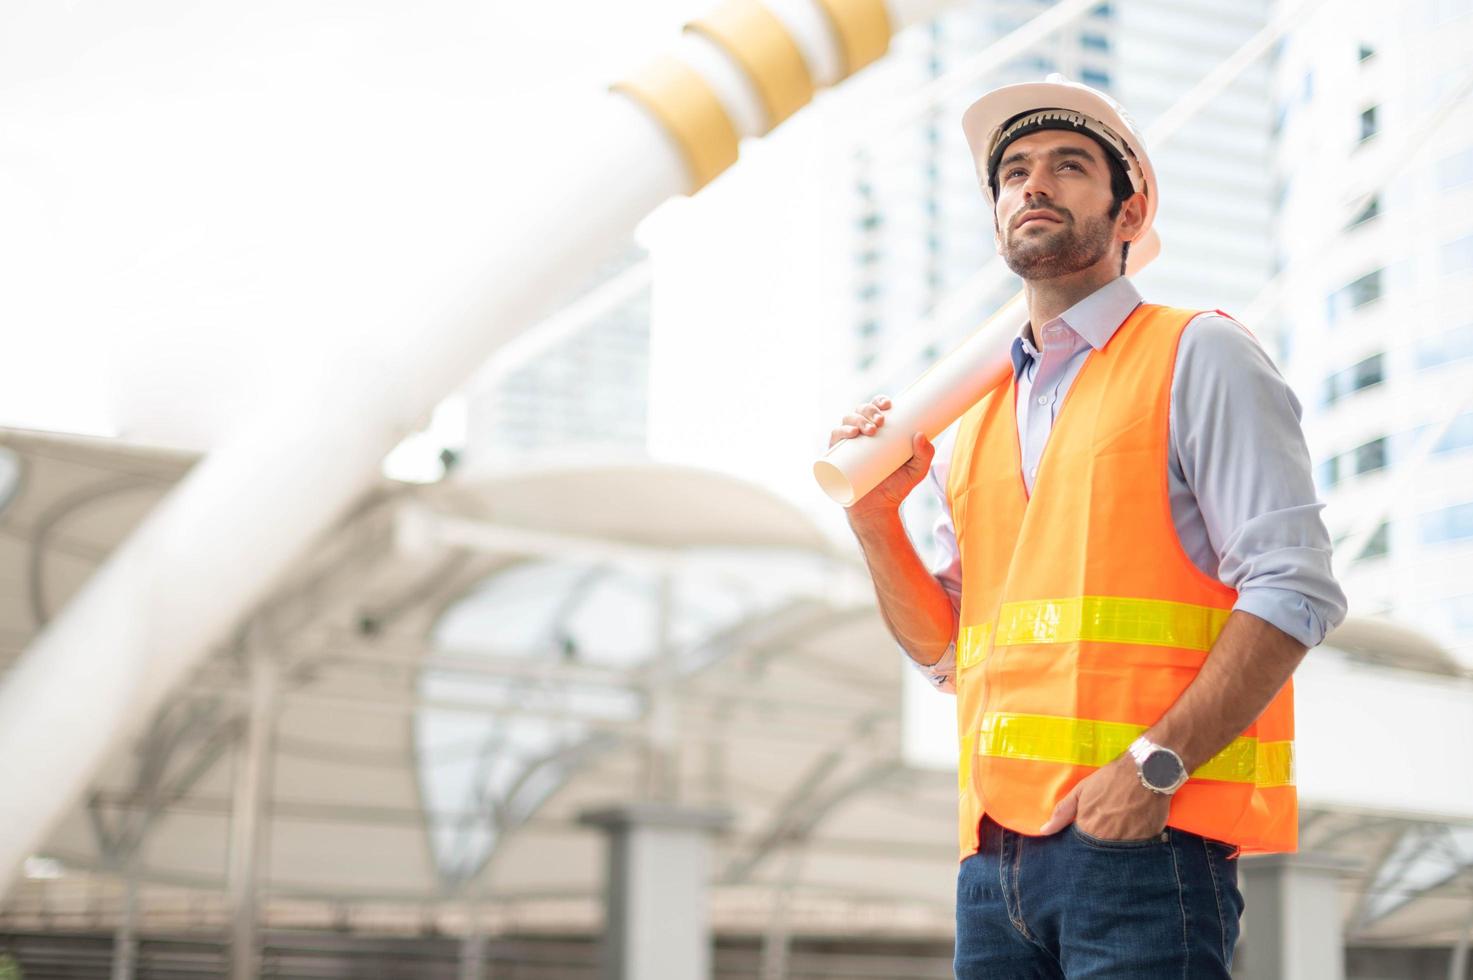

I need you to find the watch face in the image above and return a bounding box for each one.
[1142,749,1185,790]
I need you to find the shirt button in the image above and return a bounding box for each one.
[1029,467,1039,479]
[1037,395,1049,405]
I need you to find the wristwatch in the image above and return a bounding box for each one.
[1128,736,1189,795]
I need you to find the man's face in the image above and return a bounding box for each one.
[991,129,1126,281]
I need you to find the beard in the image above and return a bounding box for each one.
[999,205,1115,281]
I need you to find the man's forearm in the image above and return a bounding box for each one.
[848,510,957,666]
[1143,609,1308,772]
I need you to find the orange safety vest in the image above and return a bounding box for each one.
[945,302,1296,861]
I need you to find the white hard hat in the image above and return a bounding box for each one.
[961,74,1157,242]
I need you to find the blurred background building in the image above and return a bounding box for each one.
[464,245,653,467]
[1274,0,1473,673]
[1,0,1471,978]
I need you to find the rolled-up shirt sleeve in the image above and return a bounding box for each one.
[908,429,961,694]
[1172,314,1349,647]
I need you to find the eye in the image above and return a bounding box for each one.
[1060,161,1083,172]
[1004,167,1027,180]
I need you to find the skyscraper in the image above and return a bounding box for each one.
[1273,0,1473,668]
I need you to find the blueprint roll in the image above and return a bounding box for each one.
[813,228,1161,506]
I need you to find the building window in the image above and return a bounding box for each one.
[1417,323,1473,369]
[1443,233,1473,276]
[1348,195,1380,228]
[1354,437,1388,475]
[1436,412,1473,455]
[1359,105,1379,142]
[1422,502,1473,545]
[1316,456,1340,490]
[1323,353,1385,406]
[1433,0,1470,24]
[1353,354,1385,390]
[1092,2,1112,17]
[1328,269,1384,323]
[1080,68,1111,89]
[1358,43,1375,62]
[1081,33,1110,52]
[1439,147,1473,190]
[1272,99,1291,137]
[1358,522,1390,560]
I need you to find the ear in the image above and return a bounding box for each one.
[1117,190,1148,243]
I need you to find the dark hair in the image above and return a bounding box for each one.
[1100,151,1134,213]
[1102,153,1134,276]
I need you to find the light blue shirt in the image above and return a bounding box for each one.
[913,276,1348,693]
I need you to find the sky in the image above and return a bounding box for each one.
[0,0,703,443]
[0,0,939,531]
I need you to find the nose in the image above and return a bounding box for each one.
[1022,178,1053,204]
[1020,164,1056,203]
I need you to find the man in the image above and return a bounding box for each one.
[828,77,1347,977]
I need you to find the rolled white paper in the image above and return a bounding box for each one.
[814,229,1161,506]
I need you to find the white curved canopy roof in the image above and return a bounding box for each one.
[2,426,1472,946]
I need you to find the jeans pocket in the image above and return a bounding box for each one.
[1071,824,1170,850]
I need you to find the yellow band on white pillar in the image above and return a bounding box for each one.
[686,0,817,131]
[612,0,896,196]
[611,56,742,195]
[811,0,891,78]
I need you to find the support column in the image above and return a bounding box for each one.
[579,804,731,980]
[459,898,487,980]
[1449,900,1473,980]
[226,650,278,980]
[458,929,487,980]
[1235,852,1359,980]
[110,868,137,980]
[759,847,803,980]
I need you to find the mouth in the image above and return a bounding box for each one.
[1016,212,1063,229]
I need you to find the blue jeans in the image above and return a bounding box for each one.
[954,815,1244,978]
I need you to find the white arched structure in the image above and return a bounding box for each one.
[2,427,1471,961]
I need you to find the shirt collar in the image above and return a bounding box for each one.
[1009,276,1144,377]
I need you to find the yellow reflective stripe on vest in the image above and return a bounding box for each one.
[957,624,992,669]
[958,732,975,793]
[994,596,1231,652]
[976,711,1294,787]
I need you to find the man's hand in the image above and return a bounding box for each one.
[829,395,936,523]
[1037,755,1170,841]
